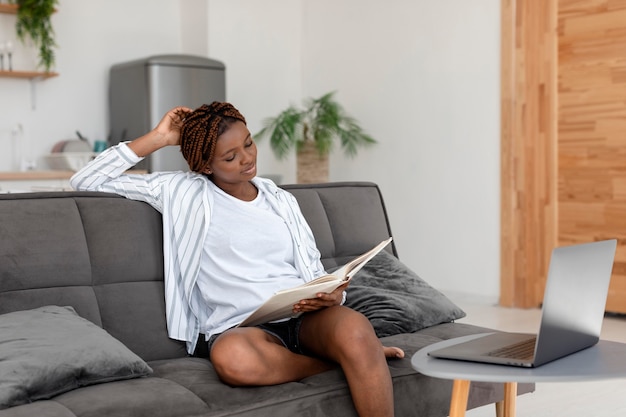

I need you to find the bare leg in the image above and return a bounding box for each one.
[210,327,335,385]
[210,307,402,417]
[299,306,398,417]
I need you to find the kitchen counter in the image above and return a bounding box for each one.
[0,171,75,180]
[0,170,146,193]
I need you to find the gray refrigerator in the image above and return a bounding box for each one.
[109,54,226,172]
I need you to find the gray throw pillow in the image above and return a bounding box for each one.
[345,250,466,337]
[0,305,153,409]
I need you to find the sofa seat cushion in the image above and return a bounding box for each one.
[145,323,519,417]
[51,377,211,417]
[0,306,152,410]
[0,322,532,417]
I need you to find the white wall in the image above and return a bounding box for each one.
[0,0,501,300]
[207,0,303,181]
[0,0,180,169]
[206,0,501,299]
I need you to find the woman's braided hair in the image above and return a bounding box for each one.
[180,102,246,173]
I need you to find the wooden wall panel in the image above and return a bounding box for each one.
[501,0,626,312]
[559,0,626,313]
[500,0,558,308]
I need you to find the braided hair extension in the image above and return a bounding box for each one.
[180,102,247,173]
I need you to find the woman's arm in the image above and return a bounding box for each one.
[70,106,192,209]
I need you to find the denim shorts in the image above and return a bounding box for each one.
[201,316,305,358]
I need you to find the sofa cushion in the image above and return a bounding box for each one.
[345,250,466,337]
[0,305,153,409]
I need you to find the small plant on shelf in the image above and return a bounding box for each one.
[15,0,58,73]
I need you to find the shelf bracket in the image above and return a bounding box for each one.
[29,77,40,110]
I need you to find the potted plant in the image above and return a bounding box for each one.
[14,0,58,73]
[255,92,376,183]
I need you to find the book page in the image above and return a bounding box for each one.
[342,236,393,279]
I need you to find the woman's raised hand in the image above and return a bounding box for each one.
[155,106,193,147]
[128,106,193,157]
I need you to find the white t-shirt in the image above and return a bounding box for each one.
[196,184,305,337]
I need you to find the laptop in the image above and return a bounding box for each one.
[429,239,617,368]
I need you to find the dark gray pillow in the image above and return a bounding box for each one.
[345,250,466,337]
[0,305,153,409]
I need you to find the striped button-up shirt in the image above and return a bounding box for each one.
[70,143,326,354]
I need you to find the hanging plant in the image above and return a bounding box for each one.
[15,0,58,72]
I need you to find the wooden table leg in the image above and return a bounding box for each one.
[502,382,517,417]
[495,400,504,417]
[495,382,517,417]
[449,379,471,417]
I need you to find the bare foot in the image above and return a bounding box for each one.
[383,346,405,359]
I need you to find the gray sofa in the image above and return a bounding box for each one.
[0,181,533,416]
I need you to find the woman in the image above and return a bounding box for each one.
[71,102,403,417]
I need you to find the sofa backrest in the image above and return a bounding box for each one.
[281,182,397,269]
[0,182,395,361]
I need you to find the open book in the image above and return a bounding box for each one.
[238,237,393,327]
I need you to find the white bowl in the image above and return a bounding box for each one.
[45,152,98,171]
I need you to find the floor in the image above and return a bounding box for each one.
[443,292,626,417]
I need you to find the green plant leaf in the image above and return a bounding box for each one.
[339,122,377,158]
[255,91,376,160]
[255,106,304,160]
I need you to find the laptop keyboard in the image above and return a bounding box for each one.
[486,337,537,360]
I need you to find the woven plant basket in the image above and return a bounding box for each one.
[297,141,329,184]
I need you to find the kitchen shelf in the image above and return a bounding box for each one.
[0,70,58,79]
[0,4,18,14]
[0,4,57,14]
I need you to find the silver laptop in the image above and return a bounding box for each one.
[429,239,617,368]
